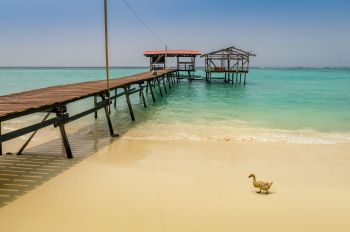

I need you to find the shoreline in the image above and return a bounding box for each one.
[2,119,350,154]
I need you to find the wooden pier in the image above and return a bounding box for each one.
[0,69,176,158]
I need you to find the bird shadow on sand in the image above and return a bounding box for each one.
[251,190,275,196]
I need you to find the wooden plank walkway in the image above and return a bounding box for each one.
[0,69,174,122]
[0,69,176,158]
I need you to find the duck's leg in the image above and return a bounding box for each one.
[265,190,269,194]
[257,189,261,193]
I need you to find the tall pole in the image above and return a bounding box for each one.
[104,0,111,106]
[165,44,168,70]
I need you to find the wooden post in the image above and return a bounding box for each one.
[55,111,73,159]
[17,112,51,156]
[124,86,135,121]
[0,122,2,156]
[177,56,179,71]
[114,89,117,109]
[103,0,112,116]
[156,77,163,97]
[162,76,168,93]
[167,75,172,89]
[148,80,156,102]
[139,83,147,108]
[244,73,247,85]
[107,91,111,114]
[101,94,118,137]
[145,82,149,93]
[94,95,98,118]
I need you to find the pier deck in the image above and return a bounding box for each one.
[0,69,176,158]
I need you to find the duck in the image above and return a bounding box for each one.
[248,173,273,194]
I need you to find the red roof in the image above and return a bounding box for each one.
[144,50,201,56]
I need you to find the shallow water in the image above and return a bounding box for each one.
[1,67,350,145]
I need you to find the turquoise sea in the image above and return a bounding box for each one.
[1,67,350,144]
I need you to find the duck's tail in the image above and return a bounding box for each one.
[268,182,273,187]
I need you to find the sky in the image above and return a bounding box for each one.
[0,0,350,67]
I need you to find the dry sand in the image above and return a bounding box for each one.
[1,133,350,232]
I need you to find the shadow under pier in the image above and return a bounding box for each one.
[0,125,115,207]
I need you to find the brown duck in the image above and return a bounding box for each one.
[248,173,273,194]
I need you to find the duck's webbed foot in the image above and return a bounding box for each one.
[257,189,261,193]
[265,190,269,194]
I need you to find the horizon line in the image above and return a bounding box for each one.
[1,66,350,69]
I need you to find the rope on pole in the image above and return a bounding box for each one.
[122,0,165,46]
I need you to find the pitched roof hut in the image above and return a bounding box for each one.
[144,50,201,74]
[201,46,256,85]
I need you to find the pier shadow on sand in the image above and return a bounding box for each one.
[0,129,117,207]
[0,111,142,207]
[0,92,171,207]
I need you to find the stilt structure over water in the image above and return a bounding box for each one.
[144,50,201,80]
[201,46,256,85]
[0,70,176,158]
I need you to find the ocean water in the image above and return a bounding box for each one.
[1,67,350,144]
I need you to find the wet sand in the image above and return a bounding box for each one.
[0,134,350,231]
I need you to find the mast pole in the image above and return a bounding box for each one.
[104,0,111,104]
[165,44,168,70]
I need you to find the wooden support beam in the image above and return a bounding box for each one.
[57,123,73,159]
[54,109,73,159]
[105,91,111,115]
[162,76,168,94]
[124,86,135,121]
[1,114,68,143]
[145,82,149,93]
[156,77,163,97]
[94,95,98,118]
[16,112,51,156]
[148,80,156,103]
[100,94,118,137]
[167,75,172,89]
[139,83,147,108]
[0,122,2,156]
[114,89,117,109]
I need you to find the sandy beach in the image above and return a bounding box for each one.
[1,0,350,230]
[1,127,350,231]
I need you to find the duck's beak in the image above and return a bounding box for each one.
[248,174,252,178]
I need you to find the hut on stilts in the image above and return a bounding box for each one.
[201,46,255,85]
[144,50,201,81]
